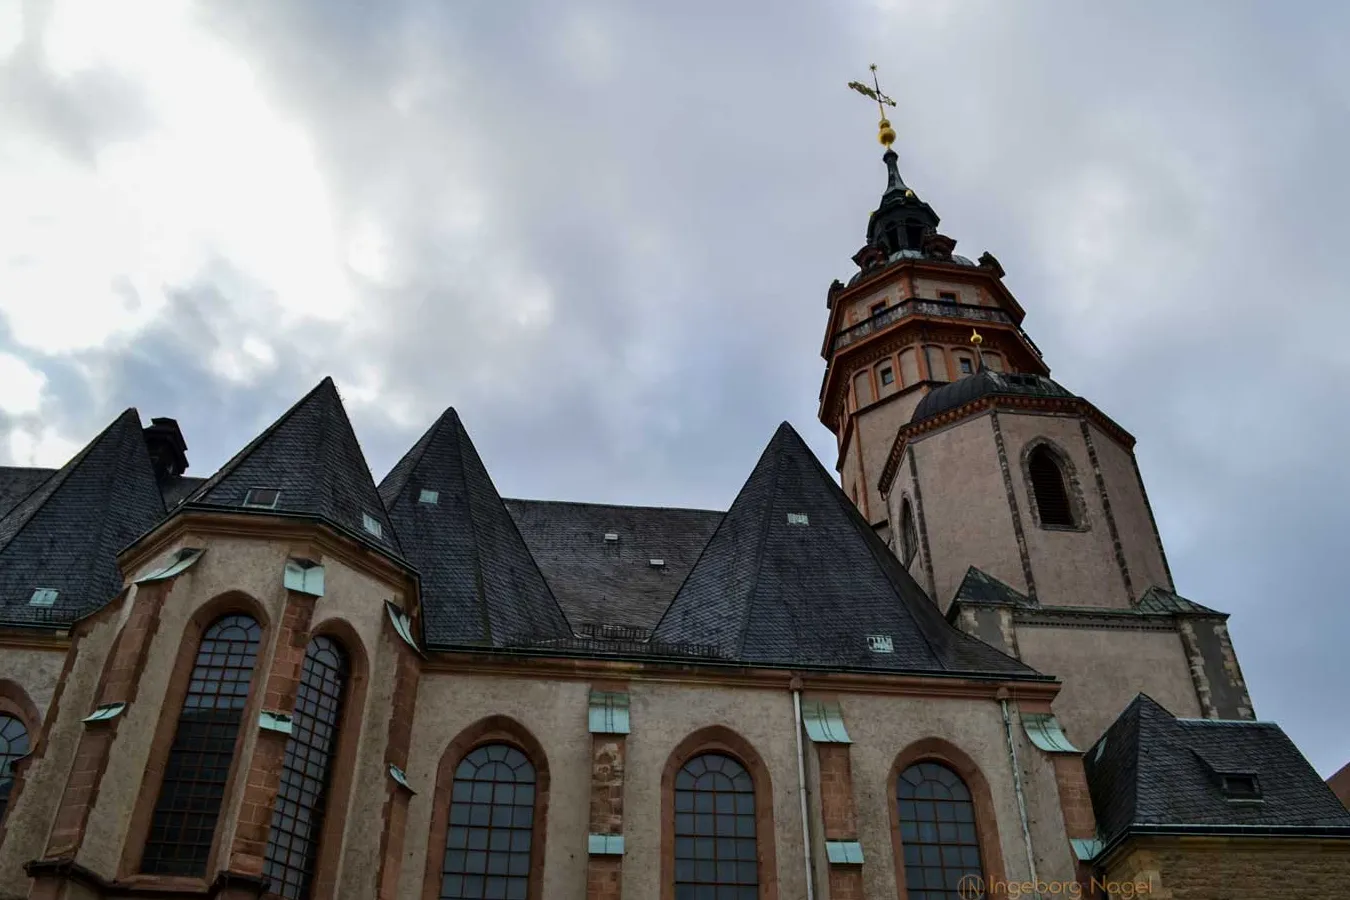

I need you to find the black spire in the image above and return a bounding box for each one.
[865,148,941,256]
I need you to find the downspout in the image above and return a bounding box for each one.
[999,692,1039,894]
[791,679,817,900]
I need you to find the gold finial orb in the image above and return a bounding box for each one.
[970,329,983,345]
[878,118,896,147]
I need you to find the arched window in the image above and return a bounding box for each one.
[1028,446,1074,527]
[900,499,918,565]
[896,762,983,897]
[264,636,350,899]
[0,714,30,826]
[439,744,537,900]
[141,614,261,876]
[673,753,758,900]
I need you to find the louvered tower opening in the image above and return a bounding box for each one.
[1028,446,1074,527]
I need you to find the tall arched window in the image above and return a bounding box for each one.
[0,714,30,826]
[674,753,758,900]
[141,614,261,876]
[900,499,918,565]
[1028,446,1074,527]
[896,762,983,897]
[439,744,537,900]
[264,636,350,899]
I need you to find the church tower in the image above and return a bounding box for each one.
[820,82,1255,748]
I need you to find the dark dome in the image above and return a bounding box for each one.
[911,370,1074,424]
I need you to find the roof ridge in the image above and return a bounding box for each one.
[185,378,333,504]
[501,497,726,516]
[380,408,458,511]
[733,426,788,658]
[0,408,140,555]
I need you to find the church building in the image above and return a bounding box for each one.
[0,94,1347,900]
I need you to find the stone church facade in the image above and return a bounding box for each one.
[0,142,1347,900]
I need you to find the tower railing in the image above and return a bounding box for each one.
[831,298,1039,354]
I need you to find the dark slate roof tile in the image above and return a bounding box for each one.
[652,422,1044,677]
[951,566,1035,608]
[1085,694,1350,845]
[502,499,723,632]
[0,410,165,626]
[0,467,55,518]
[381,409,571,648]
[1135,586,1224,616]
[186,378,399,554]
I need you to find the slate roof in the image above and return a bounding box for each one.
[1084,694,1350,848]
[651,422,1045,677]
[185,377,400,555]
[1135,586,1224,616]
[0,410,165,626]
[502,499,723,632]
[380,409,572,648]
[911,370,1074,424]
[950,566,1034,608]
[0,467,55,518]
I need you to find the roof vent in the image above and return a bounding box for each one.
[866,634,894,653]
[786,513,809,526]
[604,533,619,542]
[243,488,281,509]
[1219,772,1262,801]
[649,558,665,568]
[418,489,439,505]
[30,588,59,607]
[362,513,383,538]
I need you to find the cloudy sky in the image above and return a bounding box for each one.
[2,1,1347,774]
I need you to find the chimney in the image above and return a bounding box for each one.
[143,417,189,481]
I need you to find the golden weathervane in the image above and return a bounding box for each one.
[847,64,898,147]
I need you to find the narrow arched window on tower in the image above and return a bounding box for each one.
[900,500,918,566]
[263,635,350,899]
[1028,446,1075,527]
[906,218,924,250]
[885,222,902,255]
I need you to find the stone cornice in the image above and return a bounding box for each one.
[117,508,421,602]
[421,649,1061,702]
[878,395,1137,495]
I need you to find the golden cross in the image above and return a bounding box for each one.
[847,64,897,118]
[847,64,898,146]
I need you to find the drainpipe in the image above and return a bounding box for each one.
[791,677,817,900]
[999,690,1039,895]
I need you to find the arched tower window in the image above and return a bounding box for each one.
[674,752,758,899]
[900,499,918,565]
[264,635,350,899]
[0,714,30,826]
[896,762,983,897]
[1028,446,1074,527]
[885,222,902,255]
[905,218,924,250]
[439,744,537,900]
[140,614,261,876]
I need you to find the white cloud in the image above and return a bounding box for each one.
[0,352,44,414]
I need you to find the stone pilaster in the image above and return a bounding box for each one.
[587,734,626,900]
[227,590,317,878]
[375,630,422,900]
[816,743,863,899]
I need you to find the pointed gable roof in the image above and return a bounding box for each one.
[0,409,165,625]
[652,422,1042,676]
[186,377,399,554]
[1085,694,1350,847]
[380,409,571,648]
